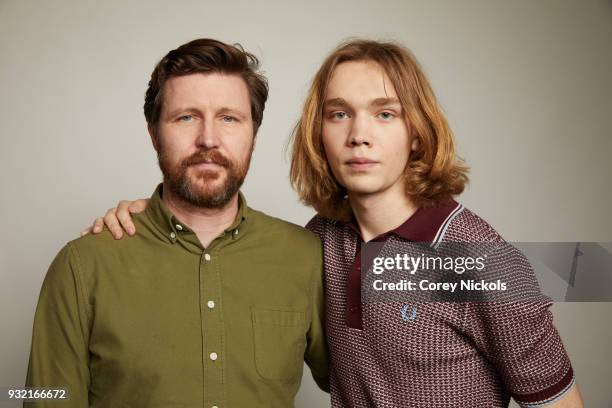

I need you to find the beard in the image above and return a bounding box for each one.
[157,145,252,209]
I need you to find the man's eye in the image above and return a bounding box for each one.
[222,116,236,123]
[332,111,349,120]
[378,111,395,120]
[179,115,194,122]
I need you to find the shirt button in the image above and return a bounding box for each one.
[175,224,183,231]
[209,352,218,361]
[169,232,176,239]
[207,300,215,309]
[211,406,219,408]
[233,229,239,237]
[204,253,211,261]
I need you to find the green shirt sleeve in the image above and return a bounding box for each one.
[304,239,330,393]
[25,243,90,407]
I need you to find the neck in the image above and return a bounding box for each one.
[162,182,239,248]
[348,183,418,242]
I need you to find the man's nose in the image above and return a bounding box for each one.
[348,114,372,147]
[195,120,220,149]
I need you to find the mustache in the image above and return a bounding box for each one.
[182,149,231,168]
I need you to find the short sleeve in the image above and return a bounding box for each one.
[463,244,575,407]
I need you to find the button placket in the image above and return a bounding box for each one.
[200,249,224,406]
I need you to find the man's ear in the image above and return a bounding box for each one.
[407,123,419,152]
[148,124,159,152]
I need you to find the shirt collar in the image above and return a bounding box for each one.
[346,199,461,243]
[145,183,248,243]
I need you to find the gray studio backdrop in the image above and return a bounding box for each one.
[1,0,611,406]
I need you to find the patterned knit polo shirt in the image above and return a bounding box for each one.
[306,199,575,408]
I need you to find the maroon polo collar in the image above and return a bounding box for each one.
[345,199,461,243]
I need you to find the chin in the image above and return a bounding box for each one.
[190,184,228,200]
[185,173,224,189]
[341,181,386,196]
[337,172,377,190]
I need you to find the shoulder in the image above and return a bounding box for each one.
[246,208,324,282]
[305,213,345,242]
[66,226,129,261]
[441,204,506,244]
[246,207,322,250]
[60,220,154,285]
[68,209,157,256]
[442,204,527,266]
[447,205,543,296]
[41,242,79,288]
[39,235,108,301]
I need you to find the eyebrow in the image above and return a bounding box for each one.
[217,107,248,120]
[323,98,350,109]
[165,106,248,120]
[165,107,198,118]
[370,97,401,108]
[323,97,402,110]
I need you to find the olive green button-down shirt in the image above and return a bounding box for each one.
[26,185,329,407]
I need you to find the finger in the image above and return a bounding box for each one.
[117,200,136,236]
[128,198,149,214]
[103,208,124,240]
[92,218,104,234]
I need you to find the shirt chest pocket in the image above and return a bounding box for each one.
[251,308,307,381]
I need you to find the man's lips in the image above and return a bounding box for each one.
[345,158,379,169]
[190,160,225,170]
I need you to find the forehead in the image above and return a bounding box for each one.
[162,72,250,110]
[326,60,398,101]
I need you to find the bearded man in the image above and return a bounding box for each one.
[24,38,329,408]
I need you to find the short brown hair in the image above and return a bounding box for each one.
[144,38,268,133]
[290,39,469,221]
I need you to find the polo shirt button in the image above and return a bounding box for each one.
[204,253,211,261]
[175,224,183,231]
[209,352,218,361]
[207,300,215,309]
[169,232,176,239]
[211,406,219,408]
[233,229,239,237]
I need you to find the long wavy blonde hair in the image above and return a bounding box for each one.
[290,39,469,222]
